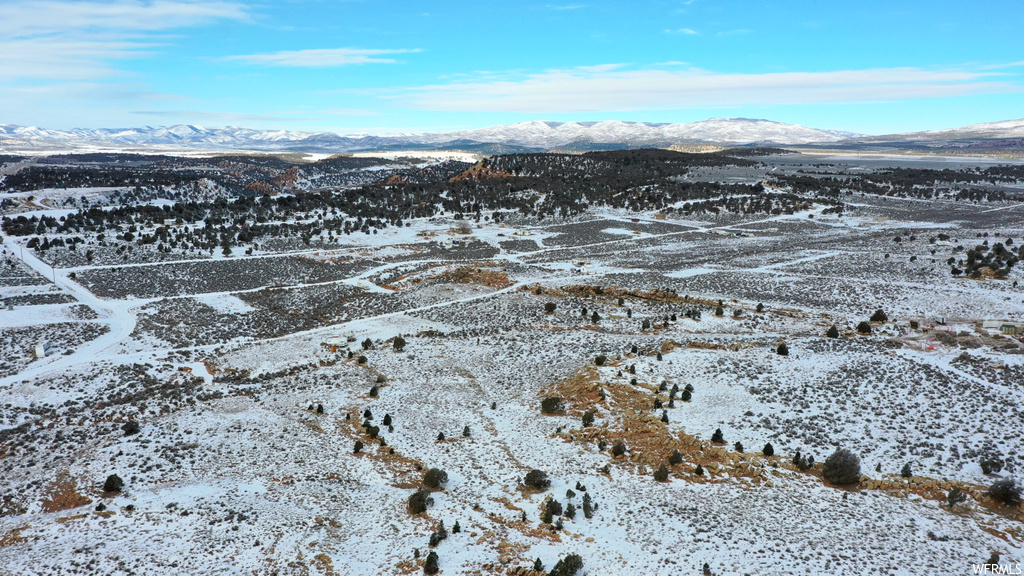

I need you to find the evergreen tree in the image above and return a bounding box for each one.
[582,409,595,427]
[669,449,683,465]
[462,425,471,437]
[382,414,392,426]
[436,432,446,442]
[354,440,363,453]
[611,440,627,457]
[826,325,840,338]
[424,468,448,489]
[777,343,789,356]
[524,469,551,490]
[946,486,967,509]
[534,558,544,572]
[694,464,704,476]
[393,335,406,351]
[901,463,913,478]
[857,321,872,334]
[822,448,862,485]
[103,474,124,493]
[711,428,725,443]
[715,306,724,316]
[734,441,744,452]
[654,463,670,482]
[408,488,434,514]
[661,411,669,424]
[424,551,439,574]
[682,389,692,401]
[316,403,324,414]
[756,303,764,312]
[544,302,557,314]
[763,442,774,456]
[870,309,888,322]
[548,554,583,576]
[369,385,379,397]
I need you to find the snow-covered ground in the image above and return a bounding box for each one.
[1,158,1022,575]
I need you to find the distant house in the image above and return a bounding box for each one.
[321,336,347,352]
[513,229,532,237]
[653,214,667,220]
[1002,323,1022,336]
[982,319,1022,335]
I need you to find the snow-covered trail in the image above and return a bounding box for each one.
[0,230,143,388]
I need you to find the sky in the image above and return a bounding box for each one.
[0,0,1022,135]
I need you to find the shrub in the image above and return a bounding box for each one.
[946,486,968,509]
[524,469,551,490]
[711,428,725,443]
[353,440,363,453]
[763,442,774,456]
[980,457,1004,474]
[545,498,563,518]
[654,463,669,482]
[826,325,840,338]
[357,355,367,364]
[822,448,861,485]
[611,440,626,457]
[548,553,584,576]
[369,385,379,397]
[362,338,373,350]
[582,409,595,427]
[424,551,439,574]
[988,478,1021,506]
[870,309,888,322]
[382,414,392,426]
[669,449,683,465]
[423,468,448,489]
[715,306,724,316]
[856,321,872,334]
[121,421,140,436]
[594,355,607,366]
[541,396,564,414]
[393,335,406,351]
[694,464,704,476]
[777,343,789,356]
[682,389,692,401]
[366,426,380,439]
[756,303,765,312]
[103,474,124,493]
[544,302,556,314]
[734,441,744,453]
[408,488,434,514]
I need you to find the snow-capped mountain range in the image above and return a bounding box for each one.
[1,117,1022,153]
[0,118,857,153]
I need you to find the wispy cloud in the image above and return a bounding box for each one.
[394,64,1019,113]
[223,47,422,67]
[0,1,249,81]
[664,28,698,34]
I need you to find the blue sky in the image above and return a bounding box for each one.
[1,0,1022,135]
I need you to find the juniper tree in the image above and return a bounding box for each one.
[756,303,765,312]
[822,448,862,485]
[669,449,683,465]
[582,409,595,427]
[544,302,556,314]
[362,338,373,350]
[947,486,968,509]
[988,478,1022,506]
[682,389,692,401]
[591,311,600,323]
[611,440,626,457]
[594,355,607,366]
[777,343,789,356]
[490,401,496,409]
[408,488,434,514]
[103,474,124,493]
[462,426,471,437]
[534,558,544,572]
[901,463,913,478]
[424,468,448,489]
[642,319,651,330]
[826,325,840,338]
[711,428,725,443]
[565,502,576,519]
[661,411,669,424]
[582,493,594,518]
[121,421,140,436]
[857,321,872,334]
[353,439,363,454]
[524,469,551,490]
[541,396,564,413]
[436,432,445,442]
[694,464,704,476]
[369,385,379,397]
[424,551,439,574]
[870,309,888,322]
[548,554,583,576]
[654,463,670,482]
[316,403,324,414]
[715,306,724,316]
[382,414,392,426]
[393,335,406,351]
[364,409,373,419]
[763,442,774,456]
[734,441,744,452]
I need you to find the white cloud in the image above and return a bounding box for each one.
[223,48,422,67]
[0,1,249,82]
[665,28,698,34]
[396,65,1019,113]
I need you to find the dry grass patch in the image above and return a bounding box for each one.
[41,471,92,513]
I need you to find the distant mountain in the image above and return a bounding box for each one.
[855,118,1024,142]
[0,118,862,154]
